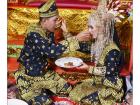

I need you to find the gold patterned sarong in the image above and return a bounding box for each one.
[14,64,72,104]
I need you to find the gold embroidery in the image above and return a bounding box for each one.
[98,87,123,105]
[59,36,79,52]
[67,36,80,51]
[94,76,104,85]
[69,78,96,102]
[103,78,123,90]
[26,24,47,39]
[39,10,58,18]
[21,89,42,101]
[15,64,69,101]
[8,8,92,39]
[93,67,106,76]
[98,42,120,65]
[59,40,68,47]
[88,66,94,74]
[39,0,55,13]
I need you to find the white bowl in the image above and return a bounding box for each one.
[8,99,28,105]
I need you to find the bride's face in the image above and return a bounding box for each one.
[88,18,98,39]
[88,17,104,40]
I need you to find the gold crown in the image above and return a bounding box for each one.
[90,0,115,25]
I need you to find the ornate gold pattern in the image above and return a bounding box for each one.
[69,42,123,104]
[14,64,68,101]
[8,7,39,37]
[39,0,55,12]
[58,9,92,34]
[69,75,123,104]
[98,87,123,105]
[98,42,120,65]
[8,45,23,58]
[39,10,58,17]
[89,66,94,74]
[60,72,93,82]
[26,24,47,38]
[8,7,92,39]
[92,66,106,76]
[60,36,80,52]
[69,78,97,102]
[67,36,80,51]
[103,77,123,90]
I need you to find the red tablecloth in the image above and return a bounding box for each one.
[54,62,95,85]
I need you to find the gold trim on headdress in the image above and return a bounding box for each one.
[39,10,58,18]
[39,0,55,12]
[39,0,58,18]
[89,0,115,34]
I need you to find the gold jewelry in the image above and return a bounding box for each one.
[88,66,94,74]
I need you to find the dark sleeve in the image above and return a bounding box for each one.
[78,42,91,54]
[105,49,121,76]
[27,32,67,58]
[87,49,123,90]
[92,49,123,90]
[99,49,123,90]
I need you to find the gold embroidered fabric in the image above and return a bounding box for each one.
[60,72,93,82]
[40,10,58,18]
[69,43,123,105]
[88,42,119,75]
[98,87,123,105]
[39,0,55,12]
[58,9,92,34]
[39,0,59,18]
[98,42,120,65]
[60,36,80,52]
[26,23,47,38]
[69,78,97,102]
[93,66,106,76]
[8,7,39,38]
[8,7,92,39]
[103,78,123,90]
[69,76,123,105]
[14,64,69,101]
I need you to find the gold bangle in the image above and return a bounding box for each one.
[88,66,94,74]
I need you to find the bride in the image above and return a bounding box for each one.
[69,0,124,105]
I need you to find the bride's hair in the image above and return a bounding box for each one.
[89,0,116,64]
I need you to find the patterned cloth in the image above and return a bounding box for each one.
[18,30,66,76]
[14,24,74,105]
[69,42,124,105]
